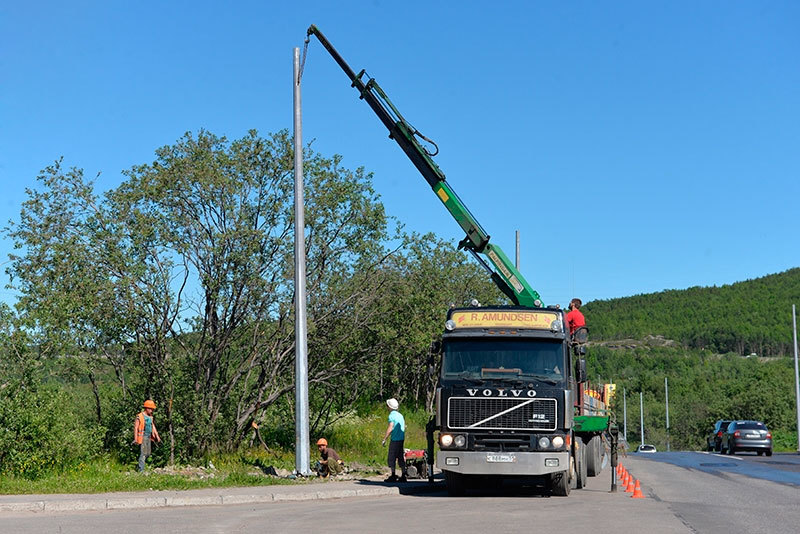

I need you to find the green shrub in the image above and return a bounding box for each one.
[0,382,105,478]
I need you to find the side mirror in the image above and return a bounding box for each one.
[576,359,587,383]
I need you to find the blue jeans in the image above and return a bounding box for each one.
[138,437,152,472]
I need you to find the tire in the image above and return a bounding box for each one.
[550,470,570,496]
[586,435,602,477]
[569,453,577,490]
[757,451,764,456]
[728,445,736,456]
[575,440,587,489]
[766,449,773,457]
[444,470,466,497]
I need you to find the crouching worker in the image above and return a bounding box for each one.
[133,399,161,472]
[316,438,344,477]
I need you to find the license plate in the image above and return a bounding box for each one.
[486,454,515,463]
[746,433,759,438]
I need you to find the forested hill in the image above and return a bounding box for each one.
[583,268,800,356]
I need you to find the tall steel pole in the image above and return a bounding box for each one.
[515,230,520,270]
[793,304,800,453]
[623,387,627,442]
[640,391,644,448]
[665,377,670,452]
[293,47,311,476]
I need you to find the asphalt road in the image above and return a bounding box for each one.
[5,452,799,534]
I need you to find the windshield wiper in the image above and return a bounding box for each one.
[520,374,560,385]
[451,372,483,384]
[486,376,525,386]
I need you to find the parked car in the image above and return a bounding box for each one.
[707,419,733,452]
[636,444,657,453]
[721,420,773,456]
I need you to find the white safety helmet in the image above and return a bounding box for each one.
[386,398,399,410]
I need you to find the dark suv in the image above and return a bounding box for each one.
[721,420,773,456]
[707,420,732,452]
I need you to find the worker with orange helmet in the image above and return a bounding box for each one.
[315,438,344,477]
[133,399,162,472]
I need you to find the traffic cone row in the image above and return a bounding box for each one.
[616,463,645,499]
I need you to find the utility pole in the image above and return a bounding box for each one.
[293,46,311,476]
[665,377,670,452]
[623,387,628,442]
[640,391,644,448]
[793,304,800,453]
[515,230,520,270]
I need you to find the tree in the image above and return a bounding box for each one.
[7,129,409,457]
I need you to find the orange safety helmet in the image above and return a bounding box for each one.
[143,399,157,410]
[316,438,328,446]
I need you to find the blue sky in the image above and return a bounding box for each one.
[1,1,798,308]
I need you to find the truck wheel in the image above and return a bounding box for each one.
[550,470,570,496]
[576,440,587,489]
[586,435,602,477]
[444,470,466,497]
[569,454,577,490]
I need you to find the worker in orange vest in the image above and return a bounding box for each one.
[133,399,162,472]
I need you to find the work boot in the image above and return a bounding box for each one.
[384,474,398,482]
[399,475,408,483]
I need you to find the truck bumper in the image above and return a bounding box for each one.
[436,451,568,476]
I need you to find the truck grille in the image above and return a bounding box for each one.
[447,397,557,431]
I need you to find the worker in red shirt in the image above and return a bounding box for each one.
[566,298,586,336]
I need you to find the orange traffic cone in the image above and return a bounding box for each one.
[622,470,630,486]
[631,479,645,499]
[625,475,635,493]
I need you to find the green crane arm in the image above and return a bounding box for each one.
[306,25,542,307]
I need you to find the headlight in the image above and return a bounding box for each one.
[550,320,562,332]
[440,434,453,447]
[552,436,564,448]
[538,437,551,449]
[454,435,466,447]
[445,320,456,331]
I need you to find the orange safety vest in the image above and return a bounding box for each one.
[133,412,160,444]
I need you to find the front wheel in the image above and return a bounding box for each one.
[444,470,466,497]
[550,470,570,496]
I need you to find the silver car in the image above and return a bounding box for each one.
[721,420,773,456]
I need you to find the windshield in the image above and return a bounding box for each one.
[442,338,565,383]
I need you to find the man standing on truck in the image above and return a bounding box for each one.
[566,298,586,336]
[381,398,407,482]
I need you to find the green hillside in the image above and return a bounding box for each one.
[584,268,800,356]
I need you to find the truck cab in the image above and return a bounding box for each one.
[432,306,580,495]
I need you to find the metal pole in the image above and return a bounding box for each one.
[640,391,644,448]
[293,47,311,476]
[665,377,670,452]
[793,304,800,453]
[623,388,628,443]
[515,230,520,270]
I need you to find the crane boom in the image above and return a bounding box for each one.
[306,25,542,307]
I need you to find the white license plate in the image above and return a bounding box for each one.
[486,454,516,463]
[746,433,759,438]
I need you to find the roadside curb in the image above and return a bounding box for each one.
[0,481,442,514]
